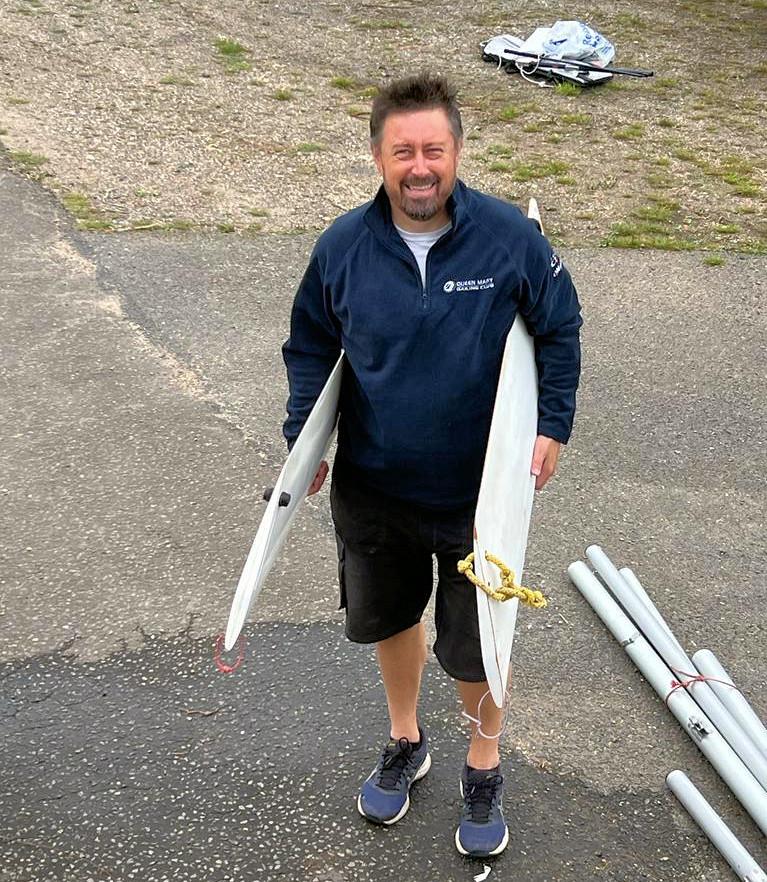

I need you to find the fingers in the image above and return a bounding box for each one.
[307,460,329,496]
[531,436,561,490]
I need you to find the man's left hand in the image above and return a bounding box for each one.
[531,435,561,490]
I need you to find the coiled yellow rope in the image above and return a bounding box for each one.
[458,551,548,608]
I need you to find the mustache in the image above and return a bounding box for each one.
[403,175,438,188]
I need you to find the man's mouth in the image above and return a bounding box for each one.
[404,179,437,194]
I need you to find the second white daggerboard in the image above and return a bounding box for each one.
[224,353,344,650]
[473,200,541,708]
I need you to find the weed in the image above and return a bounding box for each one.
[10,150,47,168]
[330,76,357,90]
[613,123,645,140]
[545,133,563,144]
[658,118,677,128]
[554,82,581,97]
[714,223,740,234]
[556,176,577,186]
[653,76,678,90]
[274,88,293,101]
[6,96,30,106]
[466,132,481,141]
[560,112,591,125]
[248,207,270,217]
[347,106,368,119]
[294,142,325,153]
[499,105,522,121]
[353,19,411,30]
[522,122,544,133]
[160,74,194,86]
[512,158,570,182]
[604,224,694,250]
[703,255,725,266]
[489,160,512,173]
[217,222,236,233]
[214,37,251,73]
[487,144,515,158]
[654,156,671,166]
[707,156,761,197]
[245,221,264,234]
[61,191,115,231]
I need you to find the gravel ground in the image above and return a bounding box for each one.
[0,0,765,249]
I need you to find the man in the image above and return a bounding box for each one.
[282,74,581,858]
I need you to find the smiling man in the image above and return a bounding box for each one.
[282,74,581,857]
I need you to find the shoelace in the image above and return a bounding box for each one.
[376,738,415,790]
[464,774,502,823]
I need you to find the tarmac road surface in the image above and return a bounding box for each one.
[1,161,766,881]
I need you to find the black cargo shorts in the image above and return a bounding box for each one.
[329,466,485,682]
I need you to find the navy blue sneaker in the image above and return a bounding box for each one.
[357,728,431,825]
[455,765,509,857]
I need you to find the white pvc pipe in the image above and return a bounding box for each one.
[586,546,767,793]
[567,560,767,835]
[619,566,685,655]
[667,770,767,881]
[693,650,767,760]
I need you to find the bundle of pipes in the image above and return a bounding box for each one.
[568,546,767,882]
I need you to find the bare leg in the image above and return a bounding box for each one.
[376,622,427,742]
[457,677,506,769]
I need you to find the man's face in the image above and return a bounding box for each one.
[372,108,462,231]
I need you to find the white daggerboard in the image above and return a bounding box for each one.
[474,199,541,707]
[224,352,344,650]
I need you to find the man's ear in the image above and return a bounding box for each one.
[370,141,383,174]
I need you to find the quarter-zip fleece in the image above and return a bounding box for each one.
[282,180,582,509]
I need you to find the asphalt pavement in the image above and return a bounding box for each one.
[1,160,765,882]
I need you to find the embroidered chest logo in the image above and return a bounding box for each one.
[443,277,495,293]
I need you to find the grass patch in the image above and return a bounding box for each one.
[274,88,293,101]
[487,144,514,158]
[714,223,740,234]
[707,156,761,196]
[353,18,411,30]
[330,76,357,90]
[9,150,47,168]
[6,96,30,106]
[217,222,236,233]
[603,195,693,251]
[511,157,570,182]
[160,74,194,86]
[62,191,114,231]
[703,255,725,266]
[613,123,645,140]
[554,82,581,97]
[294,142,325,153]
[499,105,522,121]
[560,112,591,125]
[248,207,270,217]
[658,118,677,128]
[213,37,252,73]
[347,106,368,119]
[522,122,544,133]
[489,160,511,173]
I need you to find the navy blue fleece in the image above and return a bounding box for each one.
[282,180,582,508]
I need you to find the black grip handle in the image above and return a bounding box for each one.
[263,487,291,507]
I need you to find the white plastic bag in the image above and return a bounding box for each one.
[542,20,615,65]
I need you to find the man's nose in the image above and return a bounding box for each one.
[411,151,429,176]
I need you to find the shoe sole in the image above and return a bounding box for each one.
[455,776,509,857]
[357,751,432,826]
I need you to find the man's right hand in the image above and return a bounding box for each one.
[307,460,329,496]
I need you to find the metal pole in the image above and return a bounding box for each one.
[487,45,654,77]
[693,650,767,760]
[585,546,767,792]
[667,770,767,881]
[567,560,767,834]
